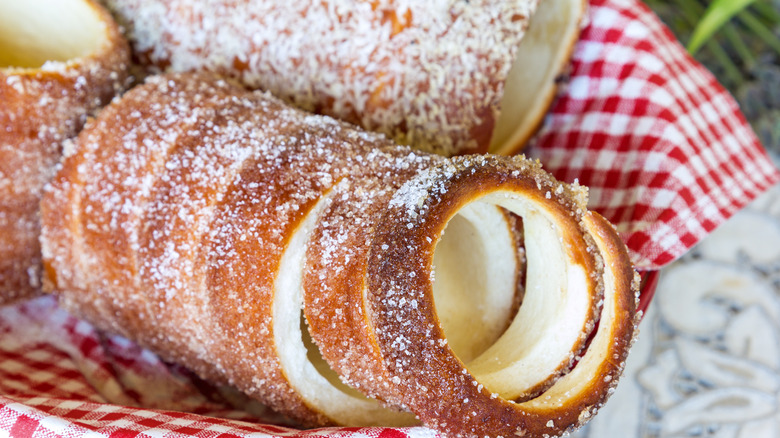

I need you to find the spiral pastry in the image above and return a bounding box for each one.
[41,72,639,437]
[103,0,584,156]
[0,0,130,303]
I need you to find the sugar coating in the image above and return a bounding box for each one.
[42,71,443,426]
[104,0,537,155]
[41,72,638,438]
[0,6,130,303]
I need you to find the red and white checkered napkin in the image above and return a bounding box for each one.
[0,297,414,438]
[1,0,779,436]
[528,0,780,271]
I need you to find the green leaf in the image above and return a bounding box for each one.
[687,0,760,54]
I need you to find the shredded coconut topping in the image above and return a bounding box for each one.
[104,0,536,155]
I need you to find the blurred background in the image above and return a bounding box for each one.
[645,0,780,154]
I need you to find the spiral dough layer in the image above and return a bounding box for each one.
[41,72,639,438]
[0,0,129,304]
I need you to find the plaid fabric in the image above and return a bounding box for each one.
[1,0,778,436]
[528,0,780,270]
[0,296,439,438]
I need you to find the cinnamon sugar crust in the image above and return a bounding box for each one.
[41,72,639,437]
[0,0,130,304]
[42,72,436,425]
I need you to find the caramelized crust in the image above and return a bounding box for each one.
[0,0,129,304]
[41,72,638,437]
[42,72,435,425]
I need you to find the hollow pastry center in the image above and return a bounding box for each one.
[274,196,519,425]
[432,192,593,400]
[431,203,520,363]
[0,0,106,69]
[489,0,582,154]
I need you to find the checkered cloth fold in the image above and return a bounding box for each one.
[528,0,779,270]
[1,0,778,436]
